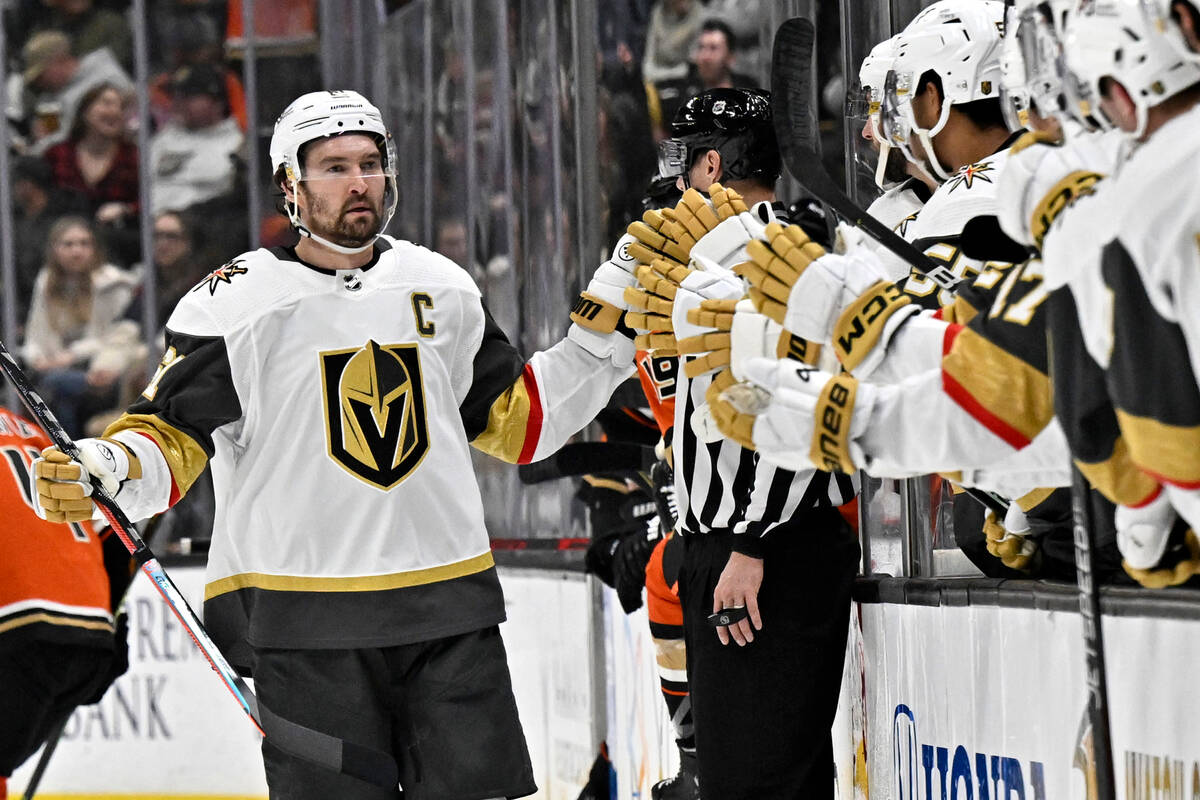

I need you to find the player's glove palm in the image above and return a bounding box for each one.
[32,439,140,523]
[626,183,748,269]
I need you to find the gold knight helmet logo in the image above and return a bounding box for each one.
[320,340,430,490]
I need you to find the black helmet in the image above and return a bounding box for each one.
[659,88,782,186]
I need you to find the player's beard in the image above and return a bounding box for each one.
[302,189,382,248]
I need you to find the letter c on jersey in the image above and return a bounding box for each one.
[320,340,430,490]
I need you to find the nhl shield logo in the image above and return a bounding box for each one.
[320,340,430,490]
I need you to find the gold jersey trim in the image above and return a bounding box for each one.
[471,371,534,464]
[0,611,114,637]
[1074,435,1160,507]
[1114,409,1200,488]
[1015,486,1055,513]
[104,413,209,497]
[204,551,497,601]
[941,326,1053,446]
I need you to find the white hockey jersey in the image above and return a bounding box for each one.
[102,237,634,658]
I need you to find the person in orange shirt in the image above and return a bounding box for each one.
[0,406,132,797]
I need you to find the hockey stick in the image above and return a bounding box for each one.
[770,17,963,294]
[21,716,66,800]
[770,18,1009,519]
[0,341,399,789]
[1068,469,1117,800]
[517,442,656,484]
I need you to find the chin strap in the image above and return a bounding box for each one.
[293,219,378,255]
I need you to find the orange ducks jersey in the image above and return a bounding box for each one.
[0,407,114,651]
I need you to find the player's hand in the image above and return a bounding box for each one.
[712,551,763,646]
[712,359,877,474]
[624,259,744,354]
[1116,491,1200,588]
[570,233,639,336]
[613,525,661,613]
[32,438,140,523]
[678,298,802,380]
[996,130,1114,251]
[982,506,1038,571]
[738,222,828,325]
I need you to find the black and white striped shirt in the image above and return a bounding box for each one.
[674,362,859,538]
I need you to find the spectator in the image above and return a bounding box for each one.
[124,211,210,346]
[11,156,88,323]
[20,30,132,153]
[148,13,247,131]
[642,0,705,83]
[43,83,139,237]
[32,0,134,71]
[652,20,760,137]
[21,217,143,438]
[149,64,244,213]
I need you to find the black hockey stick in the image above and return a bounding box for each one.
[22,716,66,800]
[1068,469,1117,800]
[0,341,399,789]
[771,17,963,294]
[518,441,656,484]
[770,17,1008,519]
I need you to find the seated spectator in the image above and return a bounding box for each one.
[21,217,143,438]
[642,0,705,83]
[11,156,89,323]
[124,210,211,346]
[20,30,132,153]
[32,0,134,71]
[43,83,140,264]
[148,14,247,131]
[149,64,244,213]
[652,20,760,136]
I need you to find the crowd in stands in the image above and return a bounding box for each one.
[0,0,769,548]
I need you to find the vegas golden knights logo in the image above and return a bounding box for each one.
[320,340,430,490]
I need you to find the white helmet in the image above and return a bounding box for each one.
[849,37,900,188]
[1002,0,1078,131]
[269,90,399,254]
[1136,0,1200,65]
[1064,0,1200,138]
[880,0,1007,181]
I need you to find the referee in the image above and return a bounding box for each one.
[659,89,861,799]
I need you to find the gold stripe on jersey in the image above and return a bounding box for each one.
[1015,486,1055,513]
[1030,171,1103,250]
[1115,409,1200,488]
[103,413,209,497]
[653,636,687,672]
[204,551,496,601]
[0,611,114,637]
[1073,436,1160,507]
[833,280,911,372]
[471,374,535,463]
[941,326,1052,447]
[938,297,979,326]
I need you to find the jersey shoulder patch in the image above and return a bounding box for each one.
[167,247,303,336]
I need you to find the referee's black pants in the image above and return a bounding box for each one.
[678,506,859,800]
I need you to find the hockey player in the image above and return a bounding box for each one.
[670,1,1124,576]
[30,90,646,799]
[1022,0,1200,585]
[0,405,132,797]
[626,87,860,800]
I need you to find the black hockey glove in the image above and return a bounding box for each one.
[613,524,661,613]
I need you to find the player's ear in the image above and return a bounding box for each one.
[706,149,723,183]
[1173,1,1200,52]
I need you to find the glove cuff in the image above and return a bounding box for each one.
[809,374,861,474]
[570,292,627,335]
[832,280,912,373]
[1030,170,1104,251]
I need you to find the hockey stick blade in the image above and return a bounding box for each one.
[0,341,399,789]
[770,18,962,293]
